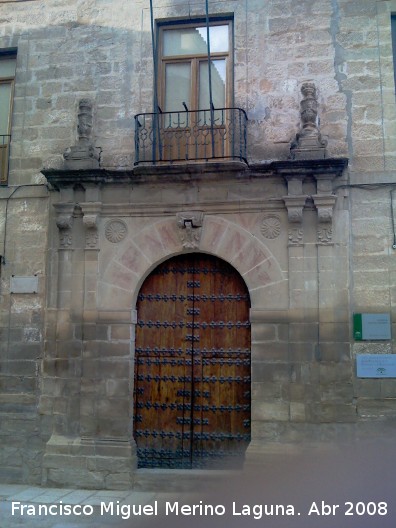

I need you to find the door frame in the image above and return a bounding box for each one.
[132,251,252,469]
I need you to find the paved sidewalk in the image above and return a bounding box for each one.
[0,483,167,528]
[1,439,396,528]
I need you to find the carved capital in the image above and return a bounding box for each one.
[83,214,98,230]
[55,214,73,231]
[53,203,76,249]
[312,195,337,223]
[80,202,102,250]
[176,211,204,249]
[283,196,308,245]
[313,195,337,244]
[282,195,308,224]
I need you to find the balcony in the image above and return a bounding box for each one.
[0,135,10,184]
[134,107,247,166]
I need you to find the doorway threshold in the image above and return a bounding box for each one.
[134,468,241,492]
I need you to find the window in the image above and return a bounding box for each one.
[0,51,16,184]
[154,20,235,161]
[134,19,247,165]
[159,21,232,112]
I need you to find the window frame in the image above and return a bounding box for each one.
[0,50,16,185]
[157,18,234,113]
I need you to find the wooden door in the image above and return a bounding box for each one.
[134,253,251,469]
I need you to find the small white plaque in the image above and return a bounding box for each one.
[10,276,38,294]
[362,313,391,340]
[356,354,396,378]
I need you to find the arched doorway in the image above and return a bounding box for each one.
[133,253,251,469]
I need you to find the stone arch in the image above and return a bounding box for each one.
[99,215,287,312]
[96,214,289,474]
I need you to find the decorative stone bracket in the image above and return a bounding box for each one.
[176,211,204,249]
[54,203,76,249]
[282,195,307,246]
[313,194,337,245]
[278,158,347,246]
[282,174,307,246]
[80,202,102,250]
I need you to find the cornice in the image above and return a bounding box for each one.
[42,157,348,190]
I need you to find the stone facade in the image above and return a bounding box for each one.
[0,0,395,488]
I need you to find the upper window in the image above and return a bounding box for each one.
[0,51,16,184]
[158,21,232,113]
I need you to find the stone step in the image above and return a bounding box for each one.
[134,469,239,492]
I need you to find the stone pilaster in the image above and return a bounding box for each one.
[44,201,80,446]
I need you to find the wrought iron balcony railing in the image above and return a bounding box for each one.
[134,107,247,165]
[0,135,11,185]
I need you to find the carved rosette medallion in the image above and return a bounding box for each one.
[105,220,128,243]
[260,215,281,239]
[176,212,204,249]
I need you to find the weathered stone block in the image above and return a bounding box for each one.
[252,401,290,421]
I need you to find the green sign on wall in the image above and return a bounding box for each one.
[353,313,391,341]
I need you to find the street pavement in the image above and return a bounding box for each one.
[1,437,396,528]
[0,484,166,528]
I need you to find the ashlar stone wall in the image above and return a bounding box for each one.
[0,0,395,487]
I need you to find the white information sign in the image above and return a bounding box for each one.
[361,313,391,340]
[10,276,38,294]
[356,354,396,378]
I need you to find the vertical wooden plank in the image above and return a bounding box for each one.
[192,255,251,468]
[134,256,194,467]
